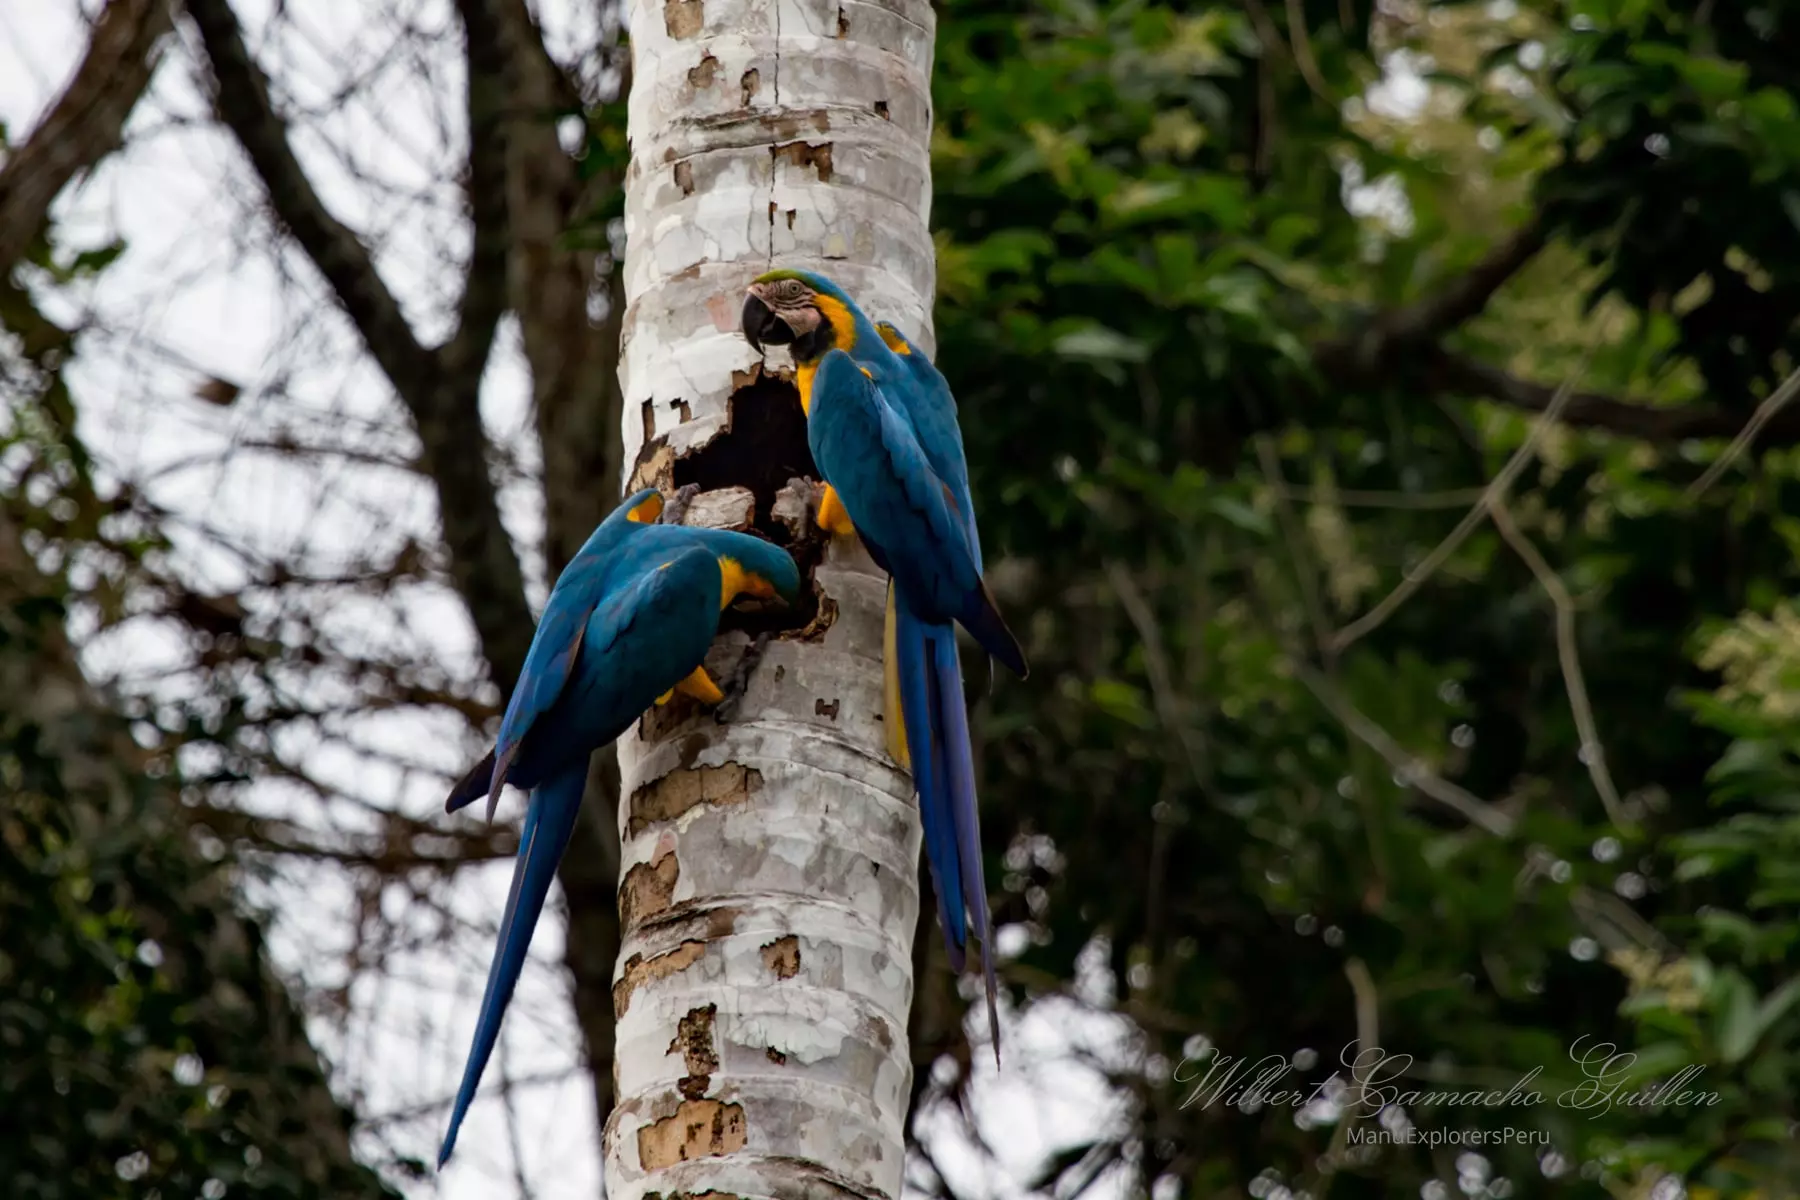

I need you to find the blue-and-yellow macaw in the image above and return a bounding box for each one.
[740,270,1026,1062]
[436,487,799,1168]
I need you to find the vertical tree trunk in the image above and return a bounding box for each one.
[604,0,938,1195]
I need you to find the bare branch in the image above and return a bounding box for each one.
[1103,560,1210,790]
[1329,357,1588,654]
[192,802,516,868]
[1283,0,1330,102]
[1311,218,1800,460]
[183,0,427,393]
[360,1069,581,1129]
[1314,957,1380,1187]
[1421,349,1800,446]
[490,0,628,572]
[443,0,512,380]
[1684,362,1800,498]
[1291,660,1516,837]
[1268,482,1492,510]
[1381,217,1547,349]
[478,0,631,1139]
[1312,216,1547,382]
[0,0,174,275]
[1488,499,1632,831]
[1253,434,1334,659]
[500,1026,537,1200]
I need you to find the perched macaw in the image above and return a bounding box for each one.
[436,487,800,1168]
[740,270,1026,1062]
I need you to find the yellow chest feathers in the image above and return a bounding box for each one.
[797,361,817,416]
[795,358,874,417]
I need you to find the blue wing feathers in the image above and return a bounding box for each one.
[808,350,1021,661]
[883,328,997,687]
[517,557,717,764]
[957,578,1028,679]
[481,571,603,818]
[445,486,675,817]
[446,748,497,814]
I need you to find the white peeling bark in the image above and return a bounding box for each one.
[606,0,937,1195]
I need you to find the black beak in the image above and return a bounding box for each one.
[741,293,793,353]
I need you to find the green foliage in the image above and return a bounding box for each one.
[919,0,1800,1194]
[0,587,396,1198]
[2,732,269,1197]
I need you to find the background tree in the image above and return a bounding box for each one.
[1,6,392,1190]
[5,0,1800,1197]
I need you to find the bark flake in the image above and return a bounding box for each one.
[636,1098,747,1167]
[760,934,801,980]
[613,940,707,1017]
[628,763,763,839]
[771,140,834,183]
[621,848,681,927]
[664,0,704,39]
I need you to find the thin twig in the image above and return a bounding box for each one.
[1571,885,1672,956]
[1284,0,1331,100]
[1685,363,1800,499]
[1329,356,1590,654]
[1291,660,1515,836]
[1241,0,1290,70]
[1254,435,1335,659]
[1347,958,1379,1070]
[1103,560,1210,790]
[1269,482,1492,510]
[359,1069,580,1128]
[1311,958,1380,1198]
[1487,499,1632,831]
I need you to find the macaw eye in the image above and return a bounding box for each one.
[774,279,807,301]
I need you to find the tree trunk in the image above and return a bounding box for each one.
[604,0,938,1194]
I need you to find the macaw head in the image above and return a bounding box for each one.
[714,535,804,611]
[741,270,859,362]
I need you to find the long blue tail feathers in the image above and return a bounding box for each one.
[896,597,1001,1063]
[896,601,966,970]
[931,626,1001,1066]
[438,761,588,1167]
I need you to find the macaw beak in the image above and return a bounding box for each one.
[741,292,793,353]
